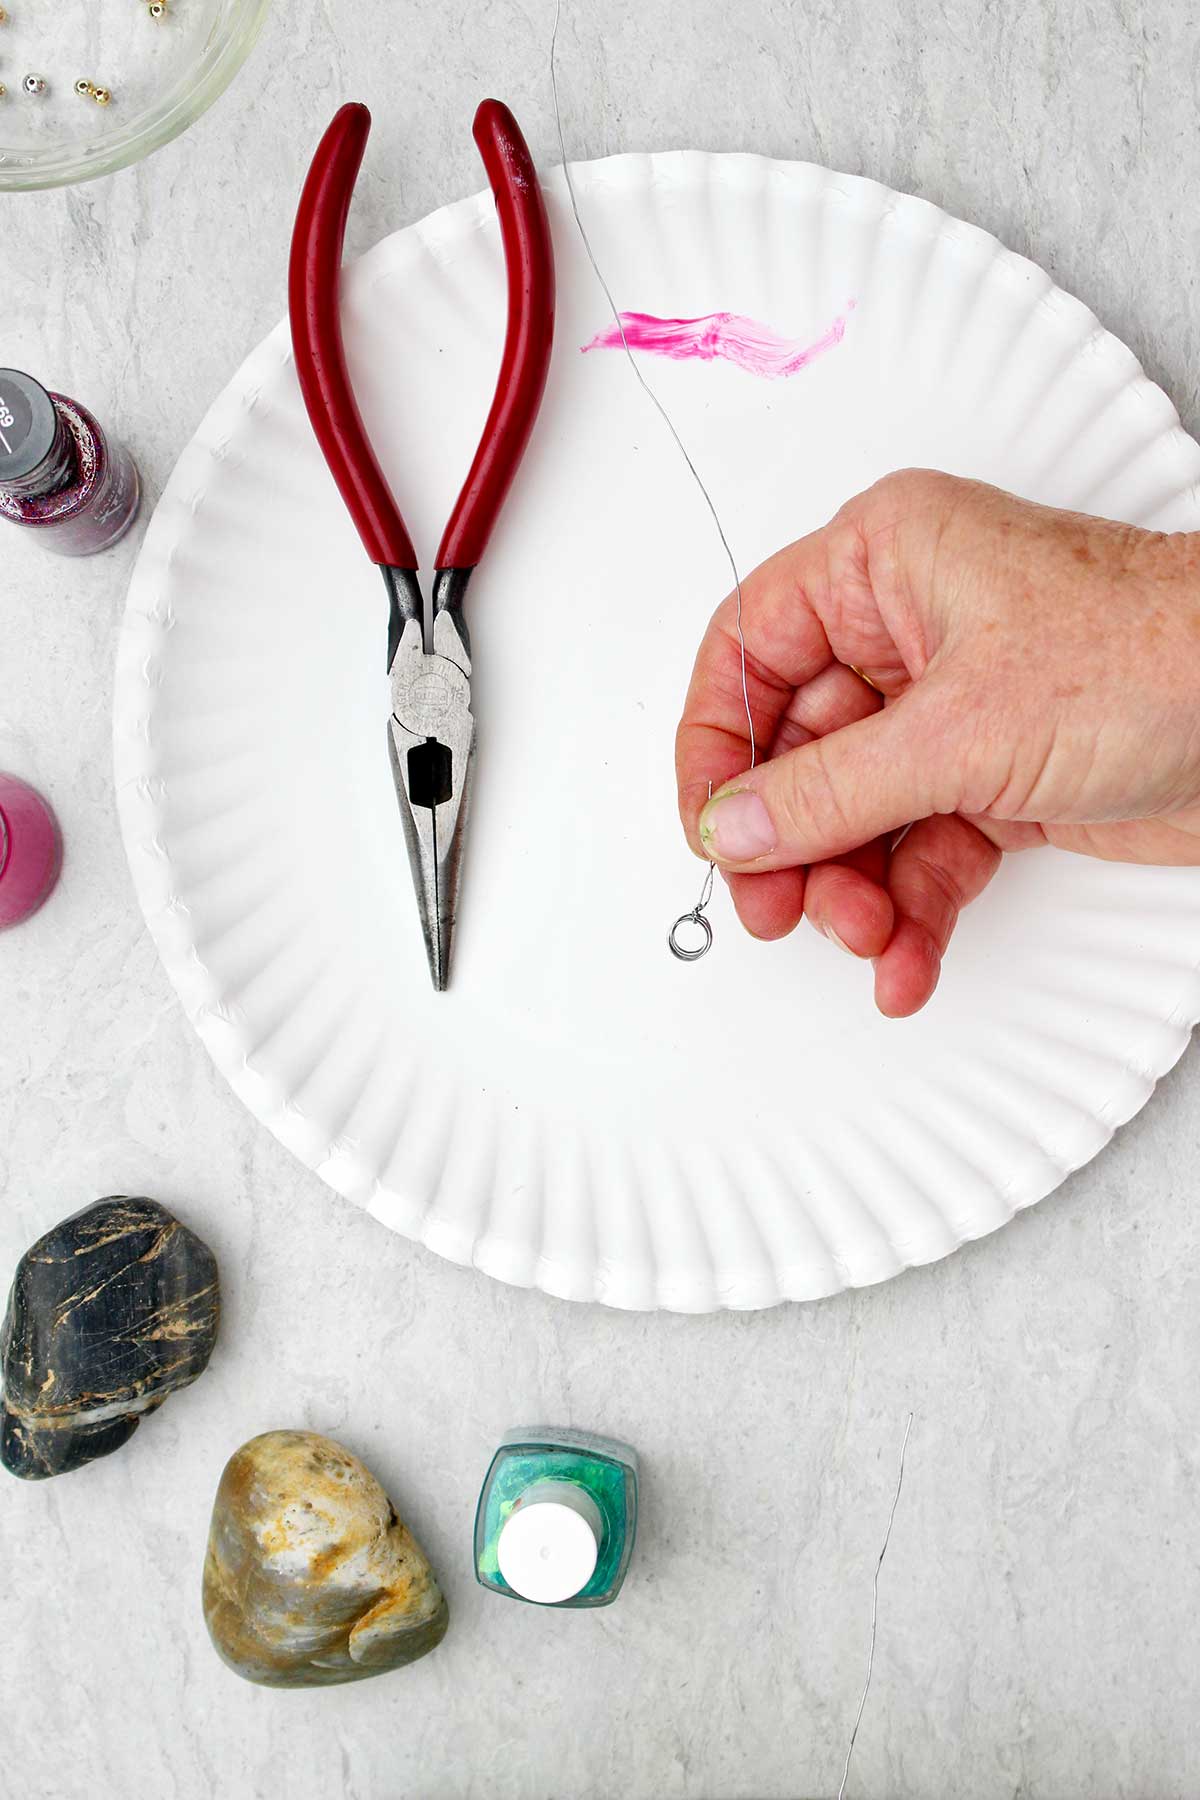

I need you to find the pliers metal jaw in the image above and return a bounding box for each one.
[386,572,476,991]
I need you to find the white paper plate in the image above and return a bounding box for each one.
[115,152,1200,1311]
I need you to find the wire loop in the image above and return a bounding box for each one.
[668,909,714,962]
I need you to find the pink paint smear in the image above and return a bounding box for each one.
[581,304,855,379]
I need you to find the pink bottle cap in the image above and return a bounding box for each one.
[0,773,62,930]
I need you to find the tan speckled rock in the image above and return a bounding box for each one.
[202,1429,448,1687]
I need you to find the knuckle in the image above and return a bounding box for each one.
[871,467,926,505]
[909,851,965,918]
[898,855,959,949]
[866,467,954,513]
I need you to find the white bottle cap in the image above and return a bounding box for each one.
[497,1481,603,1605]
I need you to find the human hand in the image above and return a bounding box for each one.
[675,470,1200,1016]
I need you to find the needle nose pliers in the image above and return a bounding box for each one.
[289,99,555,989]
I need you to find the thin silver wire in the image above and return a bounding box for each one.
[836,1412,915,1800]
[550,0,756,960]
[668,785,716,957]
[550,2,755,766]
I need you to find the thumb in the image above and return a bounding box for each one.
[698,690,956,869]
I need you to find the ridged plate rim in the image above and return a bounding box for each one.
[114,151,1200,1311]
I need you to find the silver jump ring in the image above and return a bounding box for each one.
[668,909,713,962]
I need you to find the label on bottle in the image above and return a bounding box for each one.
[0,370,60,494]
[0,382,34,464]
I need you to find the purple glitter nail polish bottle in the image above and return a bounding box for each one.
[0,369,140,557]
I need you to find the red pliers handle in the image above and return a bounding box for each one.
[288,98,556,575]
[288,100,554,992]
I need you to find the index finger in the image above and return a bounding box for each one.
[674,540,834,851]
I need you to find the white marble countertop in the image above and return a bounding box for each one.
[4,2,1200,1795]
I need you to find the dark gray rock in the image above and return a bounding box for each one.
[1,1195,220,1480]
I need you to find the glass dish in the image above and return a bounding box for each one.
[0,0,271,191]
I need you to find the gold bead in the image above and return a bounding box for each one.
[93,86,112,106]
[0,8,9,23]
[0,83,6,99]
[148,1,167,16]
[75,77,95,98]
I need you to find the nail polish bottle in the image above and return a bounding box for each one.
[0,369,140,557]
[0,774,62,929]
[474,1427,638,1608]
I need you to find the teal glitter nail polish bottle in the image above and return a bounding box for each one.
[474,1427,639,1608]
